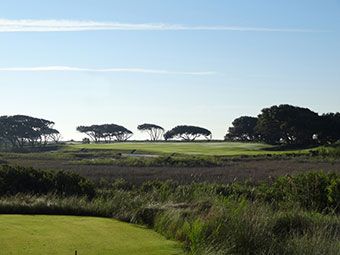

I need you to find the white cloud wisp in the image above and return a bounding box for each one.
[0,19,319,32]
[0,66,215,75]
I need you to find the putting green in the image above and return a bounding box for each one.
[0,215,182,255]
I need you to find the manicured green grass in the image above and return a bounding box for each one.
[70,142,307,156]
[0,215,182,255]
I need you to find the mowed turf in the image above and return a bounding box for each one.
[0,215,182,255]
[70,142,304,155]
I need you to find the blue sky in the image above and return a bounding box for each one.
[0,0,339,140]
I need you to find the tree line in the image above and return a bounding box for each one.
[0,115,212,148]
[1,104,339,148]
[0,115,60,148]
[225,104,340,146]
[77,123,212,143]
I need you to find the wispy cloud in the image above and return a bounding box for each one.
[0,66,215,75]
[0,19,319,32]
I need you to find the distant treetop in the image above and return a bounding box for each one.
[137,123,164,141]
[225,116,258,142]
[0,115,60,148]
[164,125,212,141]
[76,124,133,143]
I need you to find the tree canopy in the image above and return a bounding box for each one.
[0,115,60,148]
[255,104,320,145]
[77,124,133,143]
[225,116,258,142]
[164,125,212,141]
[137,123,164,141]
[316,113,340,144]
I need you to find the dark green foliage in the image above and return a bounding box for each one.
[135,207,162,227]
[256,104,319,145]
[77,124,133,143]
[317,113,340,144]
[256,171,340,212]
[309,144,340,159]
[0,165,95,198]
[137,123,164,141]
[111,178,134,191]
[164,125,212,141]
[140,180,163,192]
[0,115,60,148]
[54,170,95,198]
[272,212,313,238]
[0,165,54,195]
[224,105,340,147]
[225,116,258,142]
[76,125,101,143]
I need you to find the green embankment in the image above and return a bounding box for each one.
[0,215,182,255]
[69,142,307,156]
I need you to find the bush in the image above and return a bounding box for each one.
[111,178,134,191]
[0,165,95,198]
[255,171,340,213]
[310,145,340,159]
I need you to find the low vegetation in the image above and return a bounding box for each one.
[1,139,339,254]
[311,144,340,159]
[71,155,223,167]
[2,143,340,187]
[2,165,340,254]
[0,165,95,198]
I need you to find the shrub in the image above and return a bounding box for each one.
[0,165,95,198]
[255,171,340,212]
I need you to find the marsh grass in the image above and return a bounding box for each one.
[71,155,223,167]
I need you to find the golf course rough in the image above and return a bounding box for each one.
[0,215,182,255]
